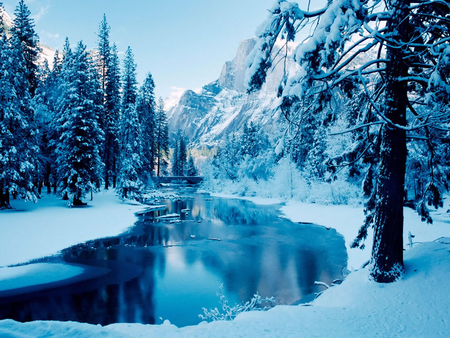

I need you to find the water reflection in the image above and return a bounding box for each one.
[0,196,347,327]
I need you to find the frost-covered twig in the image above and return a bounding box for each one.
[199,284,275,322]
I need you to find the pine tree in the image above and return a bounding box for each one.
[136,73,156,178]
[96,14,118,190]
[117,104,144,201]
[186,155,197,177]
[11,0,40,97]
[97,14,110,101]
[104,43,121,188]
[0,34,38,208]
[117,46,145,200]
[52,39,73,197]
[122,46,138,107]
[55,41,104,205]
[33,59,53,195]
[171,139,180,176]
[171,133,187,176]
[154,97,169,177]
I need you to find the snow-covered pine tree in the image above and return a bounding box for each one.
[96,14,120,190]
[53,38,73,198]
[33,59,53,195]
[116,46,145,201]
[97,14,110,101]
[246,0,450,282]
[0,33,38,208]
[212,134,240,182]
[171,133,187,176]
[171,138,180,176]
[178,135,187,176]
[136,73,157,178]
[154,97,169,177]
[43,51,63,193]
[186,155,197,177]
[55,41,104,206]
[10,0,40,97]
[104,43,121,188]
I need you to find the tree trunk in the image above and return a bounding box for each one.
[104,133,110,190]
[370,0,410,283]
[0,185,11,209]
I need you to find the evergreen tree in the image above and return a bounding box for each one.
[117,103,145,201]
[11,0,40,97]
[154,97,169,177]
[97,14,110,101]
[122,46,138,107]
[178,135,187,176]
[239,122,268,158]
[136,73,156,178]
[0,34,38,208]
[117,46,145,200]
[96,14,119,190]
[171,139,180,176]
[104,43,121,188]
[186,155,197,177]
[55,41,104,205]
[52,39,73,196]
[171,133,187,176]
[213,134,240,181]
[33,59,53,195]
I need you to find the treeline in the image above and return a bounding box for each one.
[0,1,169,207]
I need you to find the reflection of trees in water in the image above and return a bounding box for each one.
[0,247,158,325]
[190,224,347,306]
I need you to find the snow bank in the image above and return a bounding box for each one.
[0,190,145,267]
[0,263,111,297]
[0,263,84,292]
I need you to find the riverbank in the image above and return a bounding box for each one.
[0,190,146,267]
[0,191,449,337]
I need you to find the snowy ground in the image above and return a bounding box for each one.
[0,191,450,337]
[0,190,145,267]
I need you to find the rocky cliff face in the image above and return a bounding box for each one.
[218,38,257,93]
[167,38,295,147]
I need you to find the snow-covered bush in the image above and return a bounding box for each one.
[199,284,275,322]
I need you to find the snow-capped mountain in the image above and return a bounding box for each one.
[167,38,297,147]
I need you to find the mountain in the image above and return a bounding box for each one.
[167,38,297,147]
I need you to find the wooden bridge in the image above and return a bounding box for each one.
[152,176,203,185]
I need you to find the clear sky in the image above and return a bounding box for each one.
[1,0,276,100]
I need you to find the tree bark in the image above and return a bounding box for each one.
[0,185,11,209]
[370,0,410,282]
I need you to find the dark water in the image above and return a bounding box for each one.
[0,194,347,327]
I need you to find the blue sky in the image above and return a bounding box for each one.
[2,0,275,100]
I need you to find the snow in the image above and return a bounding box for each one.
[0,263,111,296]
[0,263,84,292]
[0,190,145,267]
[1,191,450,337]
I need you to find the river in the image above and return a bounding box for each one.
[0,190,347,327]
